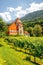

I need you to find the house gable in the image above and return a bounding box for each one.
[8,18,24,35]
[8,23,17,35]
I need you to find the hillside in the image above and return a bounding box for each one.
[21,10,43,32]
[0,37,43,65]
[21,10,43,21]
[0,38,36,65]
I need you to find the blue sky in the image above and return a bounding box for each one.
[0,0,43,22]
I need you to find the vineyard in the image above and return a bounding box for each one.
[6,36,43,65]
[0,36,43,65]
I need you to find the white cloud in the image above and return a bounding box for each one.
[7,7,15,12]
[7,6,22,12]
[6,3,43,20]
[15,10,27,18]
[15,6,22,11]
[7,6,27,18]
[0,12,11,21]
[26,2,43,13]
[0,2,43,21]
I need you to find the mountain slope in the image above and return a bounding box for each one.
[21,10,43,21]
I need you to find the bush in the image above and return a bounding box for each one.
[33,24,42,36]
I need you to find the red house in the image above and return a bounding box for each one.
[8,18,24,35]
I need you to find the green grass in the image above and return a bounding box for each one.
[0,38,37,65]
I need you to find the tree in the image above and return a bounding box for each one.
[33,24,42,36]
[27,27,33,36]
[0,17,7,37]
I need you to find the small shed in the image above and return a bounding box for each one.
[24,31,30,36]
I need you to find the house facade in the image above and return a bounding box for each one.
[8,18,24,35]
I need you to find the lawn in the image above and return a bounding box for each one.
[0,38,36,65]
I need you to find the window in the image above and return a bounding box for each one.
[9,30,17,33]
[10,30,14,33]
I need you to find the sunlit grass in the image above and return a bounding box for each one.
[0,38,36,65]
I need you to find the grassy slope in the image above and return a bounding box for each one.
[0,38,36,65]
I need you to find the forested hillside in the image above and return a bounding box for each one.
[21,10,43,36]
[21,10,43,21]
[21,10,43,27]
